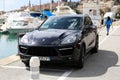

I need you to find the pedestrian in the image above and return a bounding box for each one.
[105,16,113,35]
[101,18,104,26]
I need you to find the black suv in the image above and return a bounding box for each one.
[18,15,99,68]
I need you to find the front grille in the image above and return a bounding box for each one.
[27,47,58,56]
[19,45,74,57]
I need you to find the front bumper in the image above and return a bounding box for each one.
[18,45,80,62]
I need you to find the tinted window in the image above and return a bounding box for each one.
[84,16,93,26]
[84,17,89,25]
[39,16,83,30]
[87,16,93,25]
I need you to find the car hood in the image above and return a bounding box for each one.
[23,29,81,45]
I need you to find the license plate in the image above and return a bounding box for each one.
[39,57,50,61]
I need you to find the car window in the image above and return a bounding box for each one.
[39,16,83,30]
[84,17,89,25]
[87,16,93,25]
[84,16,93,26]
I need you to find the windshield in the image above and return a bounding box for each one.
[39,16,83,30]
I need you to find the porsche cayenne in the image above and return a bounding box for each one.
[18,14,99,68]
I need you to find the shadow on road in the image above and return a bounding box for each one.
[40,49,118,77]
[69,49,118,77]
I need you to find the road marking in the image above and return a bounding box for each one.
[0,65,70,72]
[57,69,73,80]
[57,26,120,80]
[1,65,26,69]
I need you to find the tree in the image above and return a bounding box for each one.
[30,7,35,11]
[62,0,68,2]
[115,8,120,19]
[52,0,54,3]
[76,10,82,14]
[114,0,120,5]
[105,7,111,12]
[100,9,105,16]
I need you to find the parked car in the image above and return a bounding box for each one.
[18,14,99,68]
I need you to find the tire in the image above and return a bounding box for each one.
[91,36,99,53]
[76,46,85,69]
[23,61,30,67]
[23,61,30,70]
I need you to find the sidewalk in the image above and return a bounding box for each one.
[112,20,120,27]
[97,20,120,34]
[0,55,20,66]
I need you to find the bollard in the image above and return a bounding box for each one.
[30,57,40,80]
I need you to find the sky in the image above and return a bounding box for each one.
[0,0,79,11]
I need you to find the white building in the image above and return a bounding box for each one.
[83,2,101,27]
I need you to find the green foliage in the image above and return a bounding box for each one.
[100,9,105,16]
[114,0,120,5]
[105,7,111,12]
[52,0,54,3]
[115,8,120,19]
[75,10,82,14]
[30,7,35,11]
[62,0,68,2]
[67,2,79,10]
[44,9,50,11]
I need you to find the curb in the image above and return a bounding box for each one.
[0,55,20,66]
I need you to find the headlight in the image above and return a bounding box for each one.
[20,35,29,44]
[61,35,76,45]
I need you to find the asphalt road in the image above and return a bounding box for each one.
[0,25,120,80]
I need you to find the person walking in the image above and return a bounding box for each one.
[105,16,113,35]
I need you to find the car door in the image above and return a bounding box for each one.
[87,16,96,48]
[83,16,95,51]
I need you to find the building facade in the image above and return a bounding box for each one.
[83,0,111,3]
[78,0,114,13]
